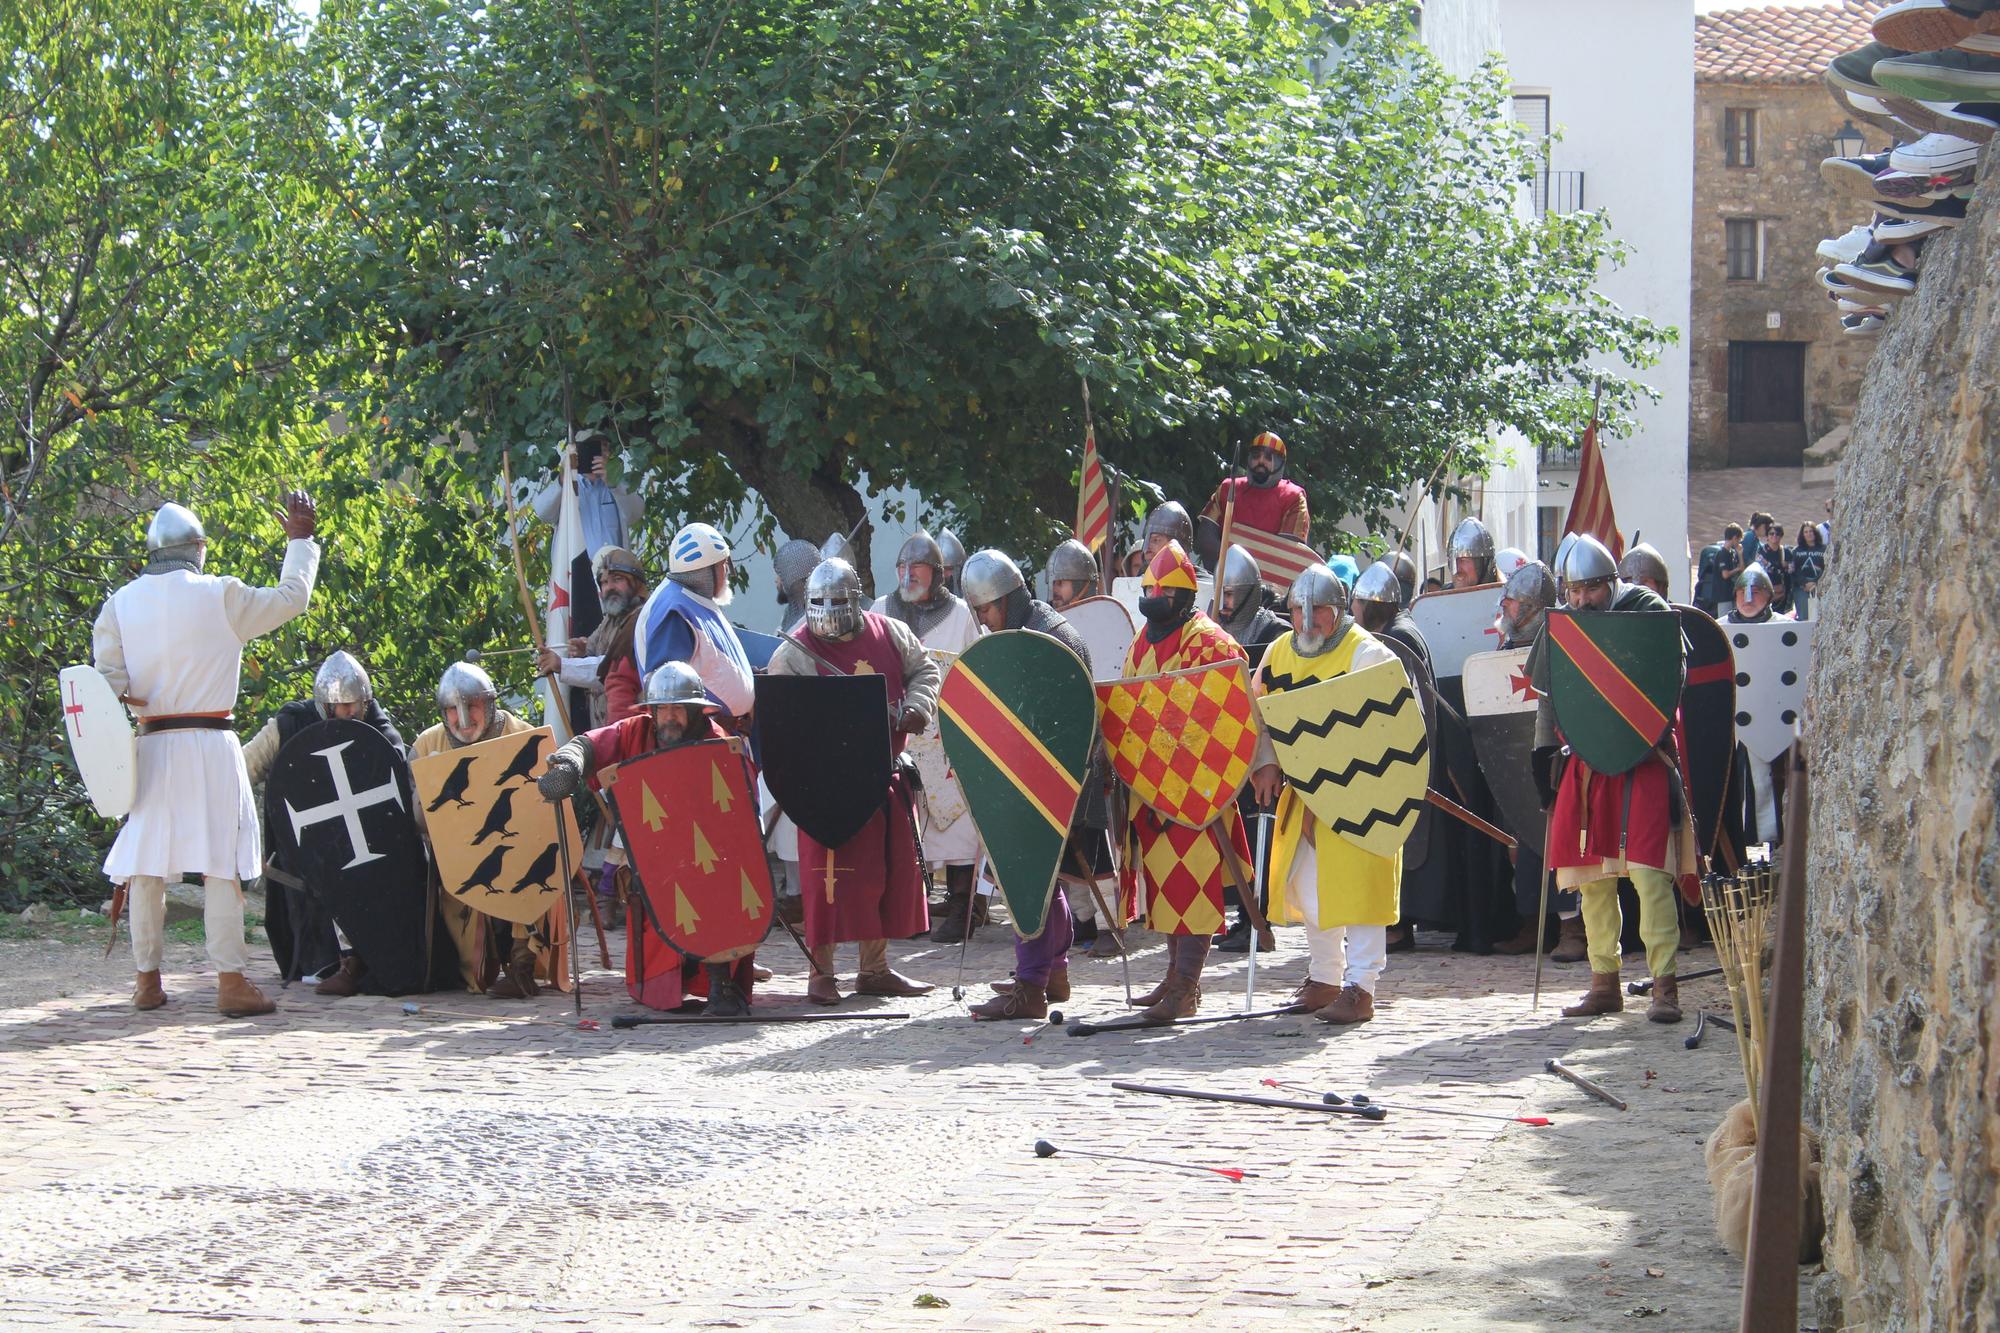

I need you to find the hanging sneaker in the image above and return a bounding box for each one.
[1889,130,1986,173]
[1875,47,2000,101]
[1842,312,1889,335]
[1834,297,1893,315]
[1820,151,1899,197]
[1874,0,2000,54]
[1816,223,1876,265]
[1878,94,2000,141]
[1832,86,1925,138]
[1870,165,1973,196]
[1835,241,1925,296]
[1872,191,1973,223]
[1828,42,1917,98]
[1873,211,1953,242]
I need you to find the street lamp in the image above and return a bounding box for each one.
[1832,120,1866,160]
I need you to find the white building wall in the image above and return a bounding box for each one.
[1499,0,1695,599]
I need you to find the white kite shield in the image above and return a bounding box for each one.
[1056,595,1138,682]
[1726,619,1816,763]
[57,665,136,818]
[1409,582,1505,679]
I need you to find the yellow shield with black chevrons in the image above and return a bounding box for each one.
[1255,658,1431,858]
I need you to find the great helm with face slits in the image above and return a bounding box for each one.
[313,651,373,718]
[1287,564,1350,656]
[804,558,866,640]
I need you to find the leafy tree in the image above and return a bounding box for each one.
[301,0,1665,569]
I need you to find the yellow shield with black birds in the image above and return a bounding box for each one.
[411,727,565,926]
[1096,659,1258,829]
[1256,659,1431,858]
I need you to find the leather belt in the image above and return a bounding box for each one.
[139,714,234,735]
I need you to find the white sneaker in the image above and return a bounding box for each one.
[1816,224,1875,265]
[1889,131,1984,175]
[1873,212,1950,243]
[1842,312,1887,336]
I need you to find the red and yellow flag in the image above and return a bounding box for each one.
[1563,413,1624,559]
[1076,426,1111,554]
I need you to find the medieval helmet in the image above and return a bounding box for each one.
[1498,560,1558,642]
[1222,544,1262,600]
[805,558,866,640]
[1449,516,1496,565]
[1736,563,1775,598]
[312,651,373,718]
[773,538,820,595]
[1047,538,1098,590]
[667,521,731,593]
[592,545,645,583]
[959,549,1026,610]
[1142,539,1200,595]
[437,660,500,744]
[819,531,853,563]
[894,530,945,603]
[936,529,966,571]
[1248,430,1288,482]
[1558,533,1619,586]
[1618,541,1670,591]
[1142,501,1194,549]
[1288,564,1350,656]
[1551,533,1580,589]
[1389,550,1419,606]
[643,660,711,710]
[146,502,206,552]
[1351,561,1401,606]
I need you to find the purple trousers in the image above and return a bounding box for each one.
[1013,886,1074,985]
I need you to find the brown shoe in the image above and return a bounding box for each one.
[1314,983,1375,1025]
[1087,932,1123,961]
[1140,974,1200,1024]
[992,967,1070,1003]
[133,971,166,1011]
[1129,971,1173,1008]
[807,973,843,1006]
[1293,980,1343,1011]
[1490,917,1543,955]
[488,942,541,999]
[1561,971,1624,1018]
[315,954,364,998]
[855,968,934,997]
[1550,915,1588,963]
[1647,973,1683,1024]
[216,972,275,1018]
[970,980,1047,1022]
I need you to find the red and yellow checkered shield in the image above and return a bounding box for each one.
[1097,659,1258,829]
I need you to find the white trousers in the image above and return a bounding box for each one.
[127,875,249,973]
[1286,830,1388,993]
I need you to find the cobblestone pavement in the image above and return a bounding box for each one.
[0,922,1755,1331]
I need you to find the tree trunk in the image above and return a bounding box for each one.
[689,398,877,594]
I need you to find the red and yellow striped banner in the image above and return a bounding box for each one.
[1076,427,1111,554]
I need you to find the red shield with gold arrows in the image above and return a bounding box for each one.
[1097,659,1258,829]
[604,738,774,963]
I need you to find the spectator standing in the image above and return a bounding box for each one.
[1789,523,1827,620]
[1695,523,1746,616]
[1753,523,1793,614]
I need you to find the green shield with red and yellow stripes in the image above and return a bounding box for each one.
[937,630,1095,940]
[1545,609,1685,776]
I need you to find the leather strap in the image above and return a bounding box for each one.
[139,713,234,735]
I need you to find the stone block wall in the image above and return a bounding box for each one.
[1805,152,1998,1330]
[1689,82,1879,468]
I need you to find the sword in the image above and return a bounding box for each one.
[555,801,582,1017]
[1426,789,1518,850]
[1247,808,1273,1013]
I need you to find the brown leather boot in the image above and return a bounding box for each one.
[1087,930,1123,960]
[1293,979,1343,1012]
[807,946,842,1005]
[1140,973,1200,1024]
[1550,915,1588,963]
[1129,971,1173,1008]
[216,972,275,1017]
[1561,971,1624,1018]
[992,967,1070,1003]
[315,954,364,998]
[133,971,166,1011]
[1647,973,1682,1024]
[969,980,1047,1022]
[855,968,934,997]
[1314,983,1375,1025]
[1490,917,1543,955]
[488,941,541,999]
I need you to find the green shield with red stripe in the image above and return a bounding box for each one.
[1545,609,1685,776]
[937,630,1096,940]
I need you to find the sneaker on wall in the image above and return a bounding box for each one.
[1831,86,1927,138]
[1873,0,2000,54]
[1821,151,1899,196]
[1834,241,1926,296]
[1878,94,2000,140]
[1841,311,1888,335]
[1873,211,1953,242]
[1834,296,1893,315]
[1889,130,1987,172]
[1872,191,1972,223]
[1817,223,1877,265]
[1828,42,1915,98]
[1870,165,1974,196]
[1875,48,2000,101]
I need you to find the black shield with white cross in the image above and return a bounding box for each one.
[265,718,439,994]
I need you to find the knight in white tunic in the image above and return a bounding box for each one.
[870,531,986,942]
[92,495,320,1016]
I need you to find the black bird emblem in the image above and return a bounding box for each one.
[461,844,509,895]
[470,787,517,846]
[495,735,545,786]
[425,756,477,812]
[506,842,559,893]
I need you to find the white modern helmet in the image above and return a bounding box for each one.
[669,522,732,573]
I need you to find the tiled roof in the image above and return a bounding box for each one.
[1697,1,1886,83]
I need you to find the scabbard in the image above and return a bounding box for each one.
[103,881,128,958]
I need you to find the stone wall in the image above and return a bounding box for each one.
[1689,81,1880,469]
[1805,151,1998,1331]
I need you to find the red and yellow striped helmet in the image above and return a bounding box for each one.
[1143,539,1200,594]
[1251,430,1287,457]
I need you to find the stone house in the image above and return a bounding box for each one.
[1690,1,1885,469]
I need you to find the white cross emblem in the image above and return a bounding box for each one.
[285,740,405,868]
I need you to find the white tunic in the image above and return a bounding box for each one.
[93,540,320,882]
[870,595,984,864]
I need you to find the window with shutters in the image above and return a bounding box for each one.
[1725,218,1763,282]
[1724,108,1757,167]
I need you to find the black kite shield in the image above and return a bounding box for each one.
[1675,604,1737,861]
[1376,635,1437,870]
[265,718,437,994]
[754,673,893,848]
[1461,647,1544,859]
